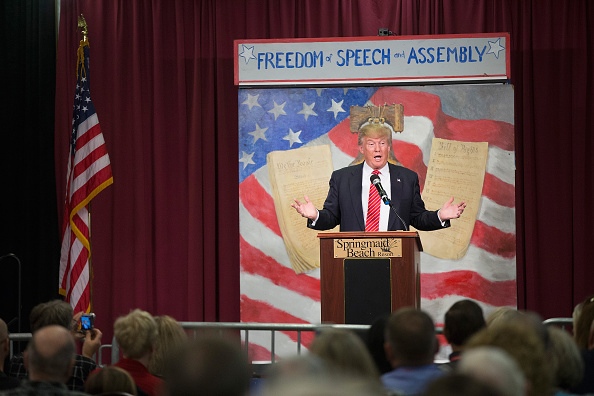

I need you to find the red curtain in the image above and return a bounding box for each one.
[55,0,594,342]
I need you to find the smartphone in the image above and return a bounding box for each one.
[80,313,95,331]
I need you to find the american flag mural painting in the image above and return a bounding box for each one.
[239,85,515,361]
[59,40,113,314]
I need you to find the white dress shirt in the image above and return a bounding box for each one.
[362,162,391,231]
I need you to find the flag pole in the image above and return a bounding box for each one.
[88,202,93,313]
[78,14,93,314]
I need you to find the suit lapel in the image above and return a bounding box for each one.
[388,163,403,230]
[349,163,365,231]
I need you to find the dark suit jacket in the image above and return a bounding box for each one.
[308,162,449,232]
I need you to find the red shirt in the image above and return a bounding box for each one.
[113,358,164,396]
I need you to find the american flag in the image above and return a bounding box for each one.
[238,85,515,361]
[59,40,113,314]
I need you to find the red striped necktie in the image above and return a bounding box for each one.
[365,170,381,232]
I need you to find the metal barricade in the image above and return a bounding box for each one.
[542,317,573,330]
[8,318,571,366]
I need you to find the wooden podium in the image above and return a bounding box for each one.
[318,231,422,324]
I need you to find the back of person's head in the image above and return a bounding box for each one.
[486,309,550,351]
[465,323,550,396]
[485,306,522,327]
[309,327,379,380]
[422,372,504,396]
[458,346,526,396]
[164,335,251,396]
[263,355,329,386]
[443,299,486,347]
[84,366,138,396]
[548,326,584,390]
[148,315,187,377]
[114,309,158,359]
[29,299,73,333]
[25,325,75,383]
[365,315,392,374]
[574,295,594,349]
[385,307,437,366]
[262,373,387,396]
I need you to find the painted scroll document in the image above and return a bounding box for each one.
[416,138,488,259]
[267,145,337,273]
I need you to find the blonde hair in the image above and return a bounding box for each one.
[548,326,584,389]
[309,328,379,381]
[148,315,187,377]
[84,366,138,396]
[574,295,594,349]
[466,323,551,396]
[114,309,158,359]
[357,123,392,146]
[485,306,522,327]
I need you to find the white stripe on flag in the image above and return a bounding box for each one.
[420,245,515,282]
[240,272,321,324]
[239,202,293,270]
[69,263,89,309]
[477,196,516,234]
[71,153,111,196]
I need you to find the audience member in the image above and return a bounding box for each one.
[112,309,163,396]
[573,295,594,350]
[309,327,380,382]
[547,326,583,395]
[1,325,88,395]
[0,319,20,390]
[381,307,445,395]
[261,374,388,396]
[164,335,251,396]
[465,322,551,396]
[442,299,485,369]
[486,308,551,353]
[84,365,138,396]
[422,372,504,396]
[458,346,527,396]
[6,300,102,390]
[570,316,594,394]
[365,315,393,375]
[485,306,522,327]
[262,354,386,396]
[148,315,187,378]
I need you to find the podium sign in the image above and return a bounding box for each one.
[333,237,402,258]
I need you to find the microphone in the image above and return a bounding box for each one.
[370,174,390,205]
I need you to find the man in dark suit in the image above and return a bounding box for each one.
[292,123,466,231]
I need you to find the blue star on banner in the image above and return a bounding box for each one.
[238,87,377,182]
[239,44,257,64]
[487,38,505,59]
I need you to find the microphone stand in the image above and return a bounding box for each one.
[385,201,409,231]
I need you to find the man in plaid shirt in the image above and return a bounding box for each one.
[7,300,102,390]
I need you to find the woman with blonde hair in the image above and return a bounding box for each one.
[113,309,162,396]
[309,327,380,382]
[148,315,187,377]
